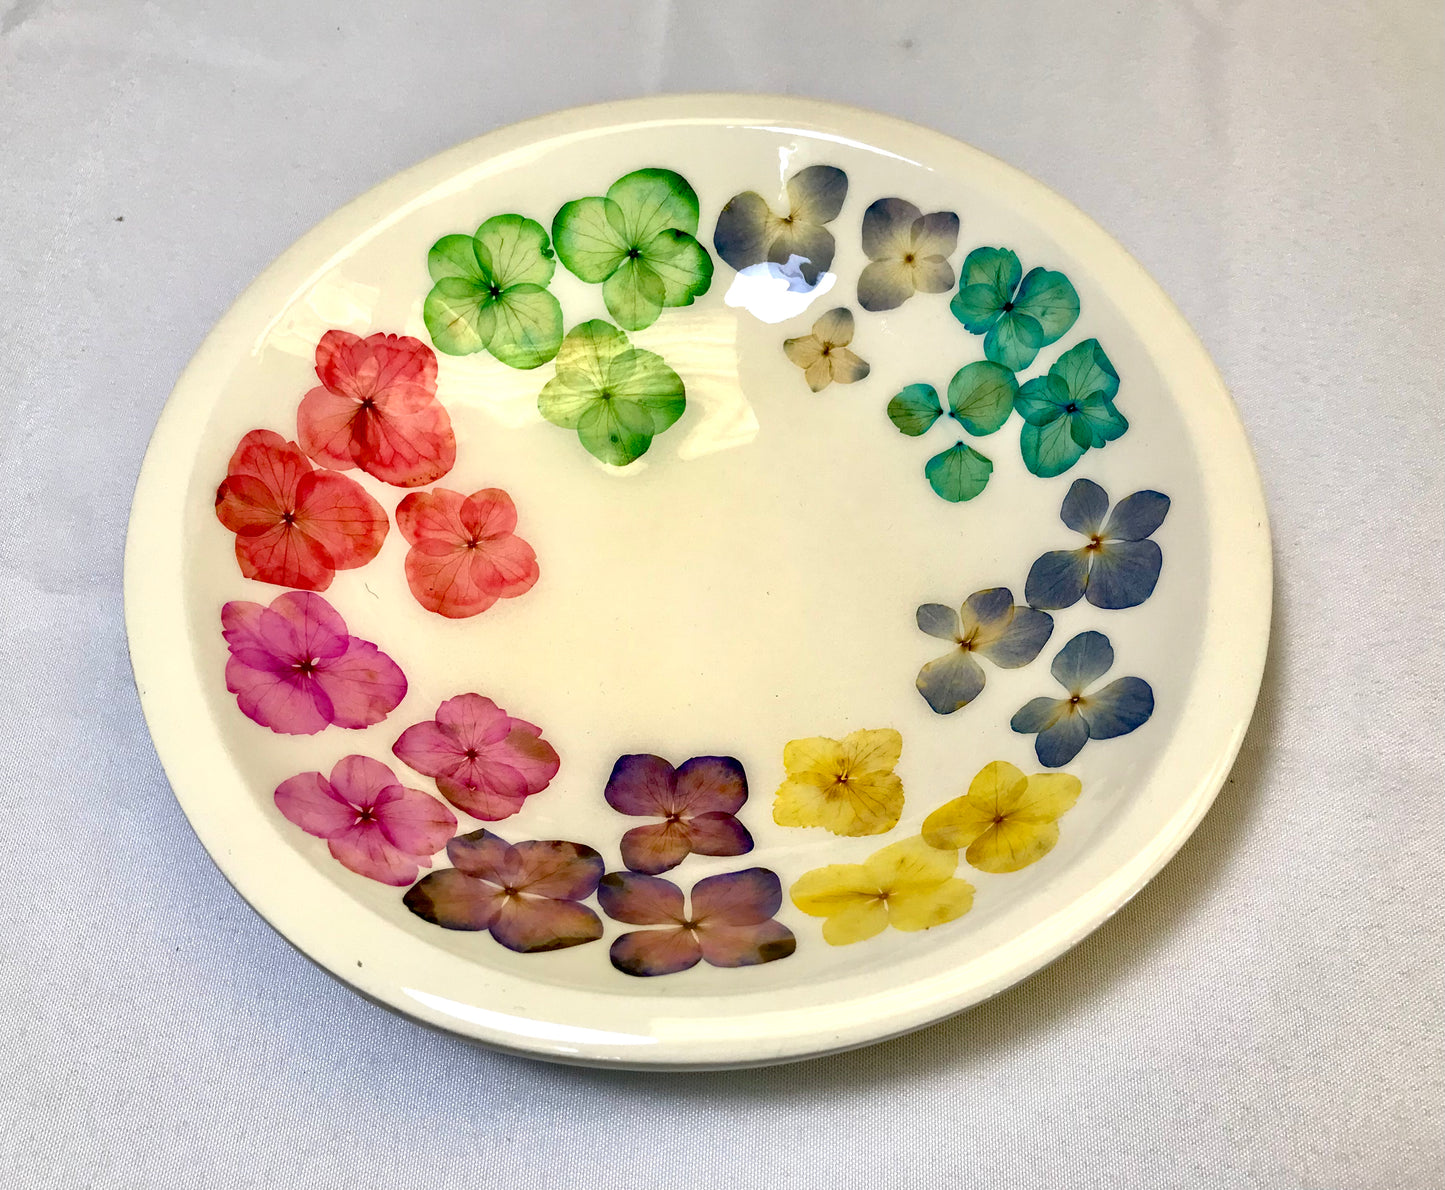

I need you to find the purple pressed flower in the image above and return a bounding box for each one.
[604,754,754,875]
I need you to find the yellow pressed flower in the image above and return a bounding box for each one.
[772,728,905,836]
[791,835,974,945]
[921,760,1081,874]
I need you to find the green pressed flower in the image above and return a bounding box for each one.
[537,320,686,466]
[1014,338,1127,477]
[552,169,714,332]
[951,247,1080,372]
[422,214,564,368]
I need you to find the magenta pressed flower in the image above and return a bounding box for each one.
[598,868,796,977]
[274,755,456,885]
[221,591,407,736]
[604,754,754,875]
[403,829,604,953]
[392,694,560,820]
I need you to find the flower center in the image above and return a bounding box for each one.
[463,748,479,761]
[1085,535,1104,552]
[992,813,1007,825]
[359,397,376,411]
[1001,300,1014,313]
[355,807,377,824]
[626,247,642,260]
[960,629,978,652]
[1069,693,1083,707]
[280,510,297,526]
[820,344,832,356]
[903,253,915,264]
[488,284,502,298]
[293,658,318,676]
[1064,402,1080,414]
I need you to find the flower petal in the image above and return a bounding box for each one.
[403,868,503,929]
[427,232,486,285]
[619,820,693,875]
[1086,540,1163,609]
[1103,489,1170,541]
[607,167,701,242]
[787,164,848,224]
[916,602,961,641]
[1010,696,1067,735]
[812,306,855,345]
[916,647,986,714]
[925,441,993,502]
[866,835,960,895]
[1020,415,1086,478]
[828,348,870,386]
[602,255,666,332]
[842,727,903,776]
[478,284,564,369]
[1052,338,1119,403]
[445,829,513,881]
[598,871,686,925]
[803,357,834,392]
[861,197,921,260]
[887,383,944,437]
[691,867,782,926]
[1025,549,1089,610]
[1051,630,1114,692]
[224,658,329,735]
[1012,771,1083,824]
[1080,676,1155,740]
[782,735,845,778]
[782,334,824,368]
[326,754,400,809]
[789,862,876,915]
[436,773,530,821]
[921,792,996,852]
[490,897,603,953]
[326,821,421,886]
[1060,478,1111,535]
[1076,395,1129,446]
[292,469,388,572]
[610,927,702,976]
[887,878,974,931]
[910,211,959,260]
[683,811,753,859]
[373,785,457,859]
[472,213,556,289]
[822,902,890,946]
[1011,267,1079,345]
[712,190,773,272]
[950,246,1021,333]
[768,221,836,288]
[699,920,796,968]
[673,755,747,815]
[975,606,1054,669]
[605,753,679,817]
[958,587,1015,639]
[552,196,630,283]
[946,360,1017,436]
[576,394,657,466]
[313,637,407,729]
[510,839,604,900]
[965,819,1060,874]
[857,259,916,312]
[392,720,465,781]
[984,310,1046,371]
[1033,710,1091,768]
[645,230,713,307]
[274,770,355,839]
[228,508,335,592]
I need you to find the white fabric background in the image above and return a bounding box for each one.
[1,2,1440,1187]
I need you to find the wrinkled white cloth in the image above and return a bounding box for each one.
[0,2,1440,1187]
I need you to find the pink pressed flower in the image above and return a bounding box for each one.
[598,868,796,977]
[214,429,388,591]
[394,487,539,618]
[403,829,604,952]
[297,330,456,487]
[221,590,407,735]
[604,754,753,875]
[275,755,456,885]
[392,694,559,820]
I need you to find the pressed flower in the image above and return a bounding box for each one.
[297,330,456,487]
[221,591,406,736]
[791,836,974,946]
[598,868,795,977]
[394,486,539,619]
[1011,630,1154,767]
[1025,478,1171,610]
[603,753,753,875]
[274,755,455,885]
[403,829,604,952]
[214,428,387,591]
[782,307,870,392]
[915,588,1054,714]
[713,164,848,288]
[392,694,559,821]
[552,168,713,332]
[950,247,1079,371]
[1014,338,1126,478]
[921,760,1081,873]
[773,727,904,836]
[856,198,959,312]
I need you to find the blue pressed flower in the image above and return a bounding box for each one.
[1026,479,1171,610]
[950,247,1080,371]
[915,588,1054,714]
[1010,630,1154,767]
[1014,339,1127,477]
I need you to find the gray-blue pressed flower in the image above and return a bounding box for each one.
[714,165,849,288]
[950,247,1080,371]
[915,588,1054,714]
[857,198,959,312]
[1011,631,1154,767]
[1026,479,1171,610]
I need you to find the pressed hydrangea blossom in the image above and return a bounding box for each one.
[782,306,870,393]
[914,588,1054,714]
[392,694,560,820]
[950,247,1080,371]
[1011,630,1154,767]
[773,728,905,836]
[1025,478,1171,610]
[921,760,1081,874]
[403,829,605,952]
[297,330,456,487]
[395,486,539,619]
[214,429,387,591]
[604,753,753,875]
[274,755,456,886]
[713,164,849,287]
[221,591,406,735]
[856,198,959,312]
[598,868,795,977]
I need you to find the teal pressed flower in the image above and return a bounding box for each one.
[924,441,993,503]
[950,247,1080,371]
[886,360,1015,501]
[537,320,686,466]
[552,169,714,332]
[423,214,564,368]
[1014,339,1127,477]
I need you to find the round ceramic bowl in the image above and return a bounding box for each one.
[126,95,1270,1069]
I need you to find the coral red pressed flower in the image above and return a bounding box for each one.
[297,330,456,487]
[275,755,456,886]
[215,429,388,591]
[392,694,559,820]
[395,487,539,618]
